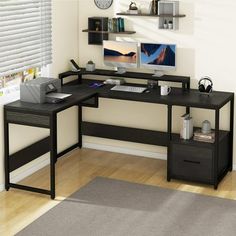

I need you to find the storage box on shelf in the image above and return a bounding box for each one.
[158,1,180,30]
[87,17,108,45]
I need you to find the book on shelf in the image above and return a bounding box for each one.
[108,18,125,32]
[193,129,215,143]
[193,136,215,143]
[108,19,113,32]
[118,18,125,32]
[180,113,193,140]
[112,18,118,32]
[150,0,159,15]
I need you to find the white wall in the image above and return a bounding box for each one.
[79,0,236,160]
[51,0,80,154]
[0,0,80,189]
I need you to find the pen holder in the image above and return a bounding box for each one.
[86,61,95,71]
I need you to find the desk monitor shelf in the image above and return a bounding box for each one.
[58,68,190,90]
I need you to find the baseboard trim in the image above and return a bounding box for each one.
[0,156,50,193]
[10,156,50,184]
[83,142,167,160]
[84,142,236,171]
[0,184,4,192]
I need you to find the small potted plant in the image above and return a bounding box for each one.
[86,60,95,71]
[168,20,173,29]
[163,19,168,29]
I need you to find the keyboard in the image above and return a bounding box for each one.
[111,85,147,93]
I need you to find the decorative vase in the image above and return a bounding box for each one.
[168,23,173,29]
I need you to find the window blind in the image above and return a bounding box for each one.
[0,0,52,77]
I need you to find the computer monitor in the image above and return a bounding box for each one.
[103,40,138,74]
[140,43,176,77]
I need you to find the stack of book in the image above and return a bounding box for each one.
[108,18,125,33]
[180,113,193,140]
[193,129,215,143]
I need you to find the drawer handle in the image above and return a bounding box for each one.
[183,160,200,165]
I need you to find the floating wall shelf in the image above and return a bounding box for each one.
[117,1,186,31]
[82,29,136,34]
[116,13,186,18]
[84,17,136,45]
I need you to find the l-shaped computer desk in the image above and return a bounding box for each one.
[4,69,234,199]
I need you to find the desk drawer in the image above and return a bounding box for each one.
[6,111,50,127]
[169,143,213,182]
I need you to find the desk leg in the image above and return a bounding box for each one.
[186,107,190,114]
[50,115,57,199]
[167,105,172,182]
[214,109,220,190]
[78,74,82,84]
[4,109,10,191]
[229,97,234,171]
[78,106,83,149]
[183,81,190,91]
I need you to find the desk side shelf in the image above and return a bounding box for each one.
[171,129,229,148]
[169,129,230,187]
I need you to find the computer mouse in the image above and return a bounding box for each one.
[144,89,150,93]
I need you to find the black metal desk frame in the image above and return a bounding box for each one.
[60,69,234,190]
[4,91,98,199]
[166,98,234,189]
[4,68,234,198]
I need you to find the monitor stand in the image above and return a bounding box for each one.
[152,70,164,77]
[115,67,126,74]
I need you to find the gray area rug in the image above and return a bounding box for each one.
[17,177,236,236]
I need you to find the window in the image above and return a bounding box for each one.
[0,0,52,78]
[0,68,40,98]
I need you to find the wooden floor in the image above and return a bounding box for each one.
[1,148,236,235]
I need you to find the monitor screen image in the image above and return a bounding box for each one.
[103,40,137,73]
[140,43,176,73]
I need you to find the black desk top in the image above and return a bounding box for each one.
[65,79,233,109]
[4,88,97,115]
[4,80,233,115]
